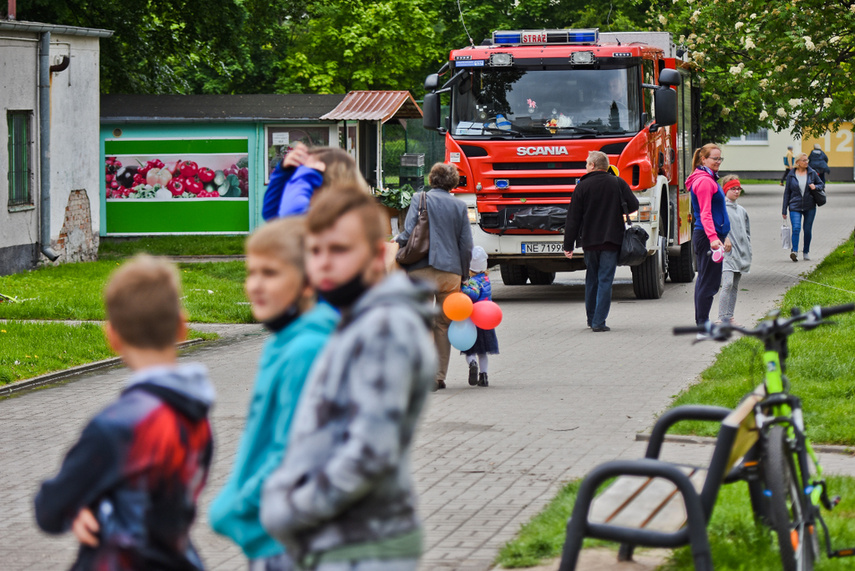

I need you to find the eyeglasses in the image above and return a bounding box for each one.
[708,157,724,163]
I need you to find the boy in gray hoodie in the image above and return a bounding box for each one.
[717,175,752,325]
[261,185,436,570]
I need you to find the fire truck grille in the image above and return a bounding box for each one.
[493,161,586,170]
[494,177,577,186]
[499,192,573,199]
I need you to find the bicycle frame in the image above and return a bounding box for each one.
[757,342,825,511]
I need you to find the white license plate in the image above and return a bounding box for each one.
[521,242,564,254]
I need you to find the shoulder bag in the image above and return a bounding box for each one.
[811,185,827,207]
[396,191,430,265]
[618,200,649,266]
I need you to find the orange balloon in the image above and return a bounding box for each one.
[471,300,502,329]
[443,292,474,321]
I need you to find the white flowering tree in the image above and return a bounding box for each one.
[655,0,855,141]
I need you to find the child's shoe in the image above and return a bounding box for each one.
[477,373,489,387]
[468,361,479,386]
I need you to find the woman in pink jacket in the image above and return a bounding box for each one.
[685,144,731,326]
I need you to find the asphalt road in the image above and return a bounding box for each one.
[1,183,854,570]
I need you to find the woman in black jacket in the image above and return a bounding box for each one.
[782,152,824,262]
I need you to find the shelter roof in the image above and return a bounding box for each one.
[320,91,422,123]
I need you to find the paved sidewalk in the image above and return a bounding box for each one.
[1,185,854,570]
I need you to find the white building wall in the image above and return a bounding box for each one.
[719,129,799,180]
[49,34,101,254]
[0,32,40,264]
[0,29,103,274]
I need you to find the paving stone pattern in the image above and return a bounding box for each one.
[2,185,854,570]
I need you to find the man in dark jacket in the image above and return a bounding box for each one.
[563,151,639,332]
[808,143,830,183]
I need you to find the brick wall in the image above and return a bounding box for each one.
[54,189,98,263]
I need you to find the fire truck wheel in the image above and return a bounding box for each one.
[528,269,556,285]
[630,237,666,299]
[500,263,529,286]
[667,241,696,283]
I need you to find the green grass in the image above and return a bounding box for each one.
[98,235,247,258]
[497,476,855,570]
[496,480,614,568]
[670,233,855,445]
[660,476,855,570]
[0,260,252,324]
[0,321,217,384]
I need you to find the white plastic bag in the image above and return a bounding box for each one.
[781,222,792,250]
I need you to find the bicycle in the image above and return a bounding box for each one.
[674,303,855,571]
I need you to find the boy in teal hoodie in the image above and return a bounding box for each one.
[209,218,337,570]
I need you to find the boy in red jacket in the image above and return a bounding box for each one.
[35,255,215,571]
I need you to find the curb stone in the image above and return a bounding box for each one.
[0,338,205,397]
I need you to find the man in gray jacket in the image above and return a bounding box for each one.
[261,185,437,570]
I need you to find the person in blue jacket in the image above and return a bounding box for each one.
[262,143,368,220]
[460,246,499,387]
[209,218,338,570]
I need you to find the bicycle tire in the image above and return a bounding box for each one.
[762,425,815,571]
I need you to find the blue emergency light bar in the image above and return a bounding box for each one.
[492,29,599,46]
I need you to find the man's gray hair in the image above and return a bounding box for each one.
[587,151,610,171]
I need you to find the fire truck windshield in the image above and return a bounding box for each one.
[450,65,642,138]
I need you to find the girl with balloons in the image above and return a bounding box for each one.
[445,247,500,387]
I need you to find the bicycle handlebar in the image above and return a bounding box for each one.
[820,303,855,318]
[673,325,706,335]
[674,303,855,342]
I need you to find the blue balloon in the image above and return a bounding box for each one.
[448,318,477,351]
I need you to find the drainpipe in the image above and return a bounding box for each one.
[39,31,59,261]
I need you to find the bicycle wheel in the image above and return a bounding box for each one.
[762,425,815,571]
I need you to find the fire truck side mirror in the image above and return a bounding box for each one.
[423,92,442,131]
[653,87,677,128]
[425,74,440,92]
[658,69,681,88]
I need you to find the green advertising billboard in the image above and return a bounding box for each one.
[103,138,251,234]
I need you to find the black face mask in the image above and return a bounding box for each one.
[263,304,301,333]
[319,271,369,309]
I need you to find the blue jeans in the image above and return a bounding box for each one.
[583,249,619,329]
[789,209,817,254]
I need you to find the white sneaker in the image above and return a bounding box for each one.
[804,253,811,261]
[696,333,708,341]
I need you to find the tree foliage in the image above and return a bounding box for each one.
[20,0,852,143]
[275,0,444,94]
[654,0,855,140]
[433,0,649,57]
[17,0,246,94]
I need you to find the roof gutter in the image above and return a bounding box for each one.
[0,20,113,38]
[39,31,58,261]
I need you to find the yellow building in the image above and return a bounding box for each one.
[719,123,854,181]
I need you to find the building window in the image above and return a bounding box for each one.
[7,111,33,207]
[264,125,332,183]
[728,128,768,145]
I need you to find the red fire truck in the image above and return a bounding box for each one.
[422,29,699,298]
